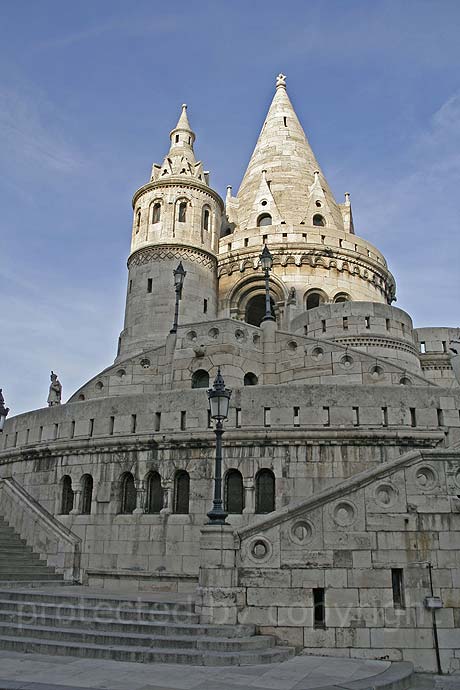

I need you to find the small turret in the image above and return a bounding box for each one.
[118,105,224,359]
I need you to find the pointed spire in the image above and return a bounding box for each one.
[169,103,195,148]
[236,75,343,230]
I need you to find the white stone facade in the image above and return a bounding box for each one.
[1,75,459,672]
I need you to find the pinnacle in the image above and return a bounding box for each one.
[235,77,343,229]
[174,103,193,133]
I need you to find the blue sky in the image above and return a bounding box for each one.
[1,0,459,415]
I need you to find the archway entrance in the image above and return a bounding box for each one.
[245,294,275,326]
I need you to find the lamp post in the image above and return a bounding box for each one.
[0,389,9,433]
[207,368,232,525]
[259,244,275,322]
[170,261,186,334]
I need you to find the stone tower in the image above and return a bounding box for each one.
[118,105,224,358]
[219,75,396,329]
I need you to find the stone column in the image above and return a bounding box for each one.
[195,524,244,625]
[134,479,145,515]
[160,481,172,515]
[243,479,255,514]
[70,490,81,515]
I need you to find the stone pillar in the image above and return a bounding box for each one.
[195,524,244,625]
[160,481,172,515]
[134,479,145,515]
[243,479,255,514]
[70,490,81,515]
[261,318,277,380]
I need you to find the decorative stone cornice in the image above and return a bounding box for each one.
[217,245,396,301]
[132,178,224,210]
[128,244,217,271]
[334,335,419,356]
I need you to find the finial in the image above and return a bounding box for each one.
[182,103,187,110]
[226,185,232,201]
[345,192,351,205]
[313,171,320,183]
[276,73,287,89]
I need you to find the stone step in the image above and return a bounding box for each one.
[0,598,200,623]
[0,564,56,572]
[0,590,195,612]
[0,621,275,651]
[0,608,255,638]
[0,633,294,665]
[0,573,61,581]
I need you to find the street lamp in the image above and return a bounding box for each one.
[0,389,9,433]
[259,244,275,322]
[207,368,232,525]
[170,261,186,334]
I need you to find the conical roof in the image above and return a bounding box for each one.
[236,74,343,229]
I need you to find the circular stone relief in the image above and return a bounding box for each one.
[399,377,412,386]
[370,365,384,379]
[374,483,397,508]
[250,538,271,561]
[340,354,353,368]
[140,358,150,369]
[253,334,261,345]
[288,341,298,352]
[235,329,246,342]
[416,466,437,490]
[95,381,104,390]
[290,520,313,545]
[117,369,126,379]
[187,330,198,342]
[333,501,356,527]
[208,327,219,339]
[311,347,324,361]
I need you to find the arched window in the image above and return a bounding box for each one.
[313,214,325,227]
[306,292,326,310]
[80,474,93,515]
[152,202,161,224]
[145,471,163,514]
[244,372,258,386]
[245,294,275,326]
[255,469,275,514]
[178,201,187,223]
[225,470,244,514]
[60,475,74,515]
[191,369,209,389]
[257,213,272,227]
[135,210,141,231]
[203,208,210,232]
[174,471,190,514]
[334,292,350,303]
[120,472,136,514]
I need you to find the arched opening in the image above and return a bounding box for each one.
[174,471,190,514]
[245,294,275,326]
[255,469,275,514]
[257,214,272,227]
[313,214,325,227]
[334,292,350,303]
[191,370,209,389]
[60,475,74,515]
[120,472,136,514]
[203,208,210,232]
[80,474,93,515]
[225,470,244,514]
[178,201,187,223]
[152,202,161,224]
[145,471,163,514]
[306,291,326,310]
[135,210,141,231]
[244,372,258,386]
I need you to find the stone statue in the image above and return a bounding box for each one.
[47,371,62,407]
[0,389,9,424]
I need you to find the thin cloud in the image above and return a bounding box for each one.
[0,87,83,174]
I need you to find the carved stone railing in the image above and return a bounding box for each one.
[0,477,81,581]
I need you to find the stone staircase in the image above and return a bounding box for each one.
[0,588,295,665]
[0,516,63,584]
